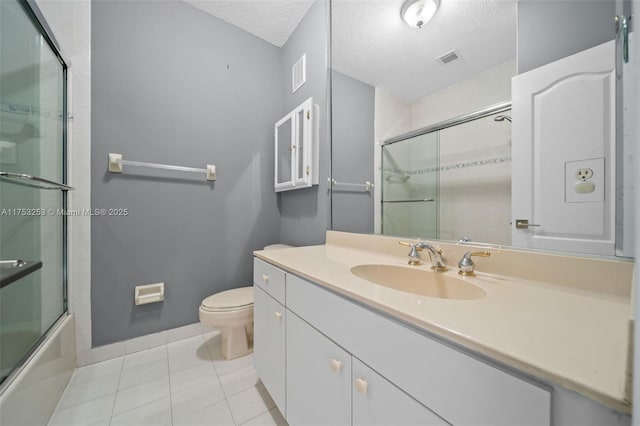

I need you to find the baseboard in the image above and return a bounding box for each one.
[76,322,211,367]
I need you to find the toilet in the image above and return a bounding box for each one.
[199,243,291,360]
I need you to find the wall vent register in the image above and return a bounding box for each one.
[292,54,306,93]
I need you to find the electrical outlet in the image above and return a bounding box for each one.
[565,158,604,203]
[575,168,593,180]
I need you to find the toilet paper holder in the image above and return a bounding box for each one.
[135,282,165,306]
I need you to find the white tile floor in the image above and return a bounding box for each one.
[48,332,287,426]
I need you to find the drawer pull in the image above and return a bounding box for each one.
[355,378,368,395]
[274,311,282,320]
[262,274,269,283]
[330,359,342,373]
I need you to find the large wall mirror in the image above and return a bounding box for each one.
[329,0,634,257]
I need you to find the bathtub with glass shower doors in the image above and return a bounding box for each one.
[0,0,75,423]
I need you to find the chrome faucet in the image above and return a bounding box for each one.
[457,251,491,276]
[399,241,447,271]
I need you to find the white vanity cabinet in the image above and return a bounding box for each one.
[285,274,551,426]
[253,257,552,426]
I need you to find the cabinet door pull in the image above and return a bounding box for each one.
[261,274,269,283]
[274,311,282,320]
[355,378,368,395]
[330,358,342,373]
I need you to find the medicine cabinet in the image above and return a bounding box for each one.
[274,97,319,192]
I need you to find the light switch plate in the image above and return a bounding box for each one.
[565,158,604,203]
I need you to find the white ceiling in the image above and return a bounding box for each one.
[182,0,517,102]
[332,0,517,102]
[183,0,315,47]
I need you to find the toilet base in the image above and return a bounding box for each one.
[220,323,254,360]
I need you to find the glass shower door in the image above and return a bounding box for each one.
[381,132,439,238]
[0,0,68,385]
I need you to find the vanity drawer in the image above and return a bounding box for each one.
[286,274,551,426]
[253,258,286,304]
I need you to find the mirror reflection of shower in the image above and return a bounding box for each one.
[381,108,512,245]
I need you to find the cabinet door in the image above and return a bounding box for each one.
[253,286,286,413]
[275,113,295,191]
[352,358,449,426]
[286,311,351,426]
[292,98,313,187]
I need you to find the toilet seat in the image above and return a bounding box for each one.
[201,287,253,312]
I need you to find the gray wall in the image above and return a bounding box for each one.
[91,0,282,346]
[278,0,331,246]
[330,71,375,234]
[517,0,616,73]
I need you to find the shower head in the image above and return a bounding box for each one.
[494,115,512,123]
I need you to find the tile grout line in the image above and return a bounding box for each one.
[166,343,175,426]
[237,408,272,426]
[117,358,169,391]
[169,332,228,425]
[204,329,240,425]
[107,351,171,423]
[50,361,125,424]
[224,394,240,426]
[107,357,125,425]
[54,332,270,426]
[51,381,114,413]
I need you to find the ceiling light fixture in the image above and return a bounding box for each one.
[401,0,439,29]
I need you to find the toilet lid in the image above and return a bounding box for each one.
[201,287,253,311]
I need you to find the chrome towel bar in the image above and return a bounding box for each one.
[108,153,216,181]
[329,178,373,192]
[382,199,435,203]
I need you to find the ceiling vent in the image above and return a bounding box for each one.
[292,54,306,93]
[437,50,460,65]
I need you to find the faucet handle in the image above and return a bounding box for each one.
[399,241,423,265]
[398,241,423,250]
[458,251,491,276]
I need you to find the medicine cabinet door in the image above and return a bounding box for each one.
[275,113,295,191]
[293,98,313,188]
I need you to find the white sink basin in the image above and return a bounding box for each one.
[351,264,486,300]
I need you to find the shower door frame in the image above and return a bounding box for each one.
[0,0,70,392]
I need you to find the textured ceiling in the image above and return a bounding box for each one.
[182,0,516,102]
[332,0,517,102]
[182,0,315,47]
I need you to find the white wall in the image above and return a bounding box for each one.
[373,88,412,233]
[411,59,515,129]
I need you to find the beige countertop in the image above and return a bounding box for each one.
[254,231,634,413]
